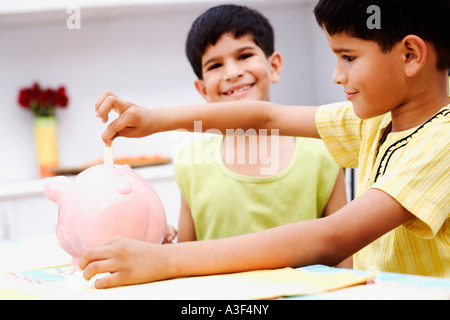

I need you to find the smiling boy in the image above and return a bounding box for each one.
[83,0,449,288]
[175,5,347,248]
[194,35,275,103]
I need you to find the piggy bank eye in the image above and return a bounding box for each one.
[115,180,132,194]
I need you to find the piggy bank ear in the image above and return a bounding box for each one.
[115,180,132,194]
[43,176,72,203]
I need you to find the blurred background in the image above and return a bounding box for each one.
[0,0,345,239]
[0,0,343,183]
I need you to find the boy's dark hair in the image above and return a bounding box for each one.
[314,0,450,71]
[186,4,275,79]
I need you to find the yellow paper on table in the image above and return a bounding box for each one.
[0,289,40,300]
[227,267,373,299]
[73,268,371,300]
[92,267,373,300]
[184,267,373,300]
[0,267,372,300]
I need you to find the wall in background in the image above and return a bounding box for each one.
[0,0,343,184]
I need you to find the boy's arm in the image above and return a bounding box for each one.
[322,169,353,268]
[80,188,413,289]
[95,91,320,146]
[177,195,197,242]
[322,169,347,217]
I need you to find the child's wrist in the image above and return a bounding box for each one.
[149,106,174,135]
[158,242,186,280]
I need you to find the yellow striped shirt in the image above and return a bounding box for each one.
[316,102,450,277]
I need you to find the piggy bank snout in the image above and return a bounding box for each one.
[43,176,72,203]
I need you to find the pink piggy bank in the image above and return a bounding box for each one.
[43,164,167,269]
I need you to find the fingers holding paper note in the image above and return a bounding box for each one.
[95,91,156,146]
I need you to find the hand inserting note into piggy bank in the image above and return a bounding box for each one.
[43,164,167,269]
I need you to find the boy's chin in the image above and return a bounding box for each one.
[352,103,381,120]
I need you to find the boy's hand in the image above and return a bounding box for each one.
[163,224,178,244]
[95,90,156,146]
[80,236,172,289]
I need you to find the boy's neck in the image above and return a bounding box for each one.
[390,74,449,132]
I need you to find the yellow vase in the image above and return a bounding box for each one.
[34,116,59,178]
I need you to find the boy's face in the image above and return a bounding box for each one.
[195,33,282,103]
[326,31,409,119]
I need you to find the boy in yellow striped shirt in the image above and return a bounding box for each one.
[82,0,449,288]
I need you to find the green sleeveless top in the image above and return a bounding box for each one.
[174,136,339,240]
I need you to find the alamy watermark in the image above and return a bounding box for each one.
[367,5,381,30]
[66,5,81,30]
[171,121,281,176]
[65,4,381,31]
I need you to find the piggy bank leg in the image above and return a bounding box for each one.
[70,257,81,271]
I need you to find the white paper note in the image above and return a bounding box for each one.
[103,145,114,168]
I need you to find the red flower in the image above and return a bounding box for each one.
[17,82,69,117]
[18,89,33,109]
[54,87,69,107]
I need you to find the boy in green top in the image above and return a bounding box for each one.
[82,0,449,288]
[174,5,348,252]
